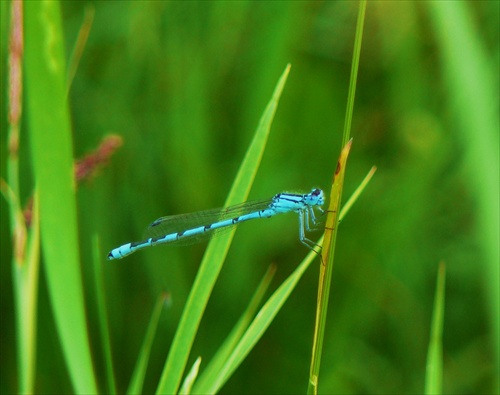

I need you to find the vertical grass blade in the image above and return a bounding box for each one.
[4,2,39,392]
[5,186,40,395]
[427,3,500,383]
[342,0,366,147]
[24,2,97,392]
[308,139,352,394]
[425,262,446,394]
[308,2,366,393]
[156,64,291,395]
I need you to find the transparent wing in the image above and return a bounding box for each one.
[142,198,274,246]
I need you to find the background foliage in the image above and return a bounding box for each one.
[1,1,498,393]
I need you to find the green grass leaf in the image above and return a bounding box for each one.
[10,189,40,394]
[179,357,201,395]
[127,293,168,395]
[425,262,446,394]
[92,236,117,394]
[204,248,319,393]
[192,265,276,392]
[24,2,97,392]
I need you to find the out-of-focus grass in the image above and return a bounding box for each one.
[23,2,97,393]
[1,1,498,394]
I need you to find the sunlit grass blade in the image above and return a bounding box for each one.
[127,293,169,395]
[425,262,446,394]
[24,2,97,392]
[92,236,117,394]
[179,357,202,395]
[156,64,291,394]
[192,264,277,393]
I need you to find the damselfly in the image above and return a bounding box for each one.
[107,188,325,260]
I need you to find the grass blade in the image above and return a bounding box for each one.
[192,264,276,393]
[206,250,318,393]
[3,184,40,394]
[309,2,366,392]
[309,139,353,394]
[339,165,376,219]
[425,262,446,394]
[342,0,366,147]
[66,4,94,93]
[127,293,169,395]
[24,2,97,392]
[92,236,117,394]
[179,357,202,395]
[5,3,40,392]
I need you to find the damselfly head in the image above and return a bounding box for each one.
[308,188,325,206]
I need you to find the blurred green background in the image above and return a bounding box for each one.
[1,1,498,393]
